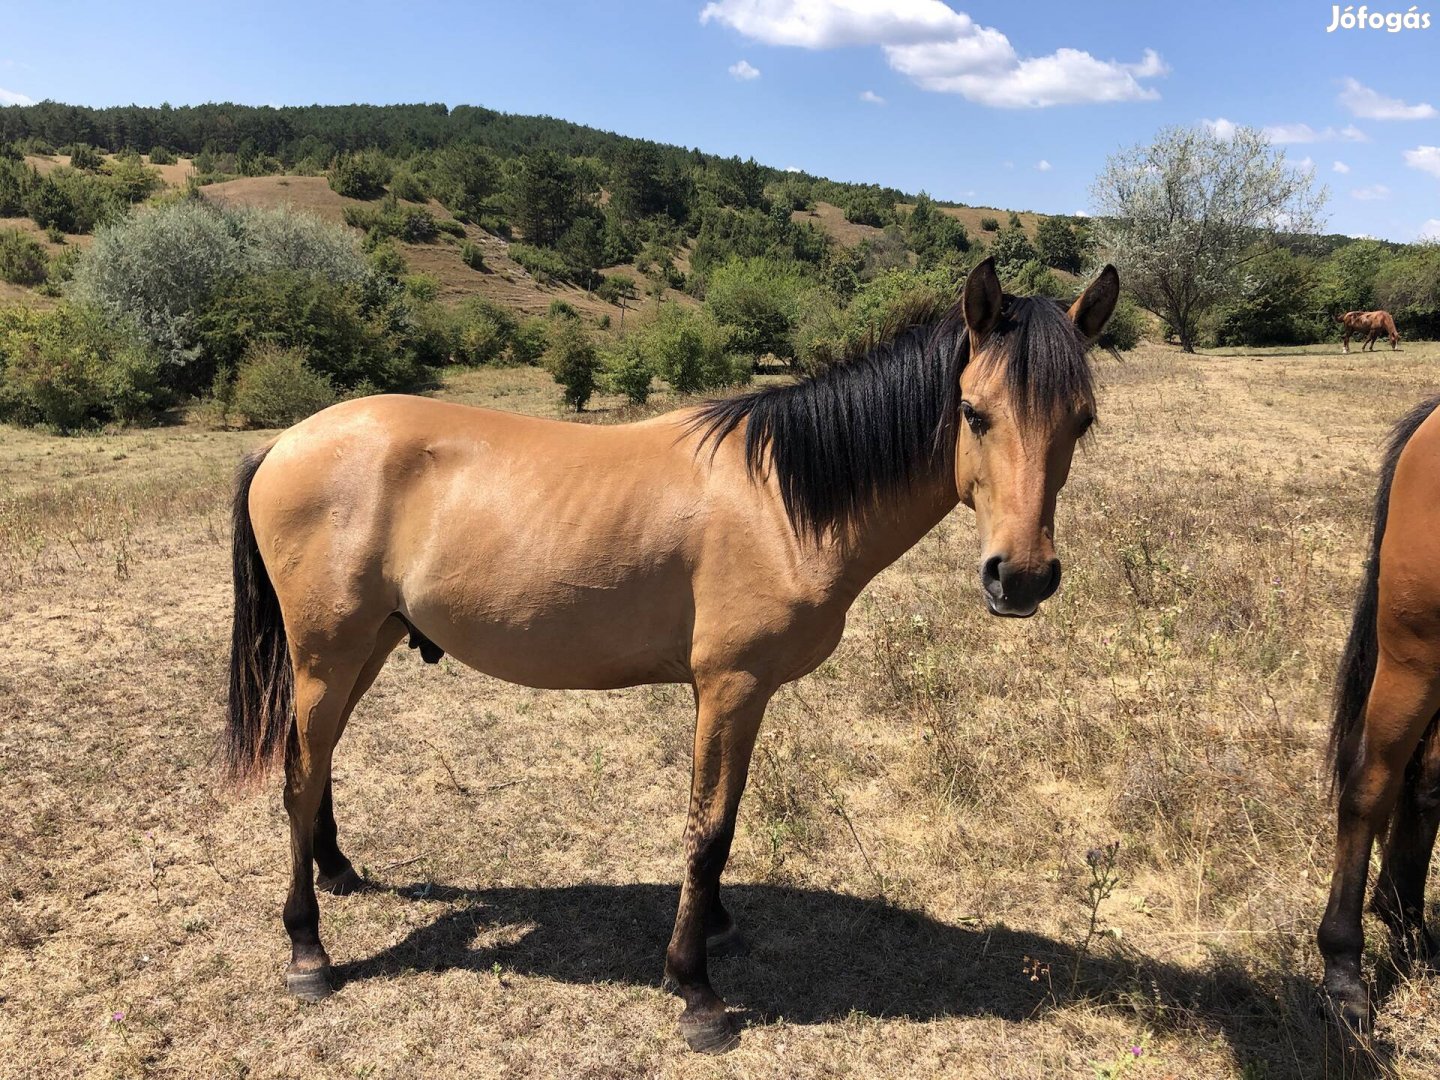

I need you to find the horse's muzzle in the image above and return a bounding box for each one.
[980,556,1061,618]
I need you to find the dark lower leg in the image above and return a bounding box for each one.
[1375,738,1440,963]
[667,820,741,1052]
[1318,808,1375,1026]
[313,780,363,894]
[283,755,333,1000]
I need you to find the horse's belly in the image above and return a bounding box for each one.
[403,580,694,691]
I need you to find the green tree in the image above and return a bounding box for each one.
[544,315,600,410]
[1035,216,1083,273]
[509,150,580,247]
[597,273,638,329]
[702,256,814,361]
[1091,124,1326,352]
[431,144,501,219]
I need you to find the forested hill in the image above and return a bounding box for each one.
[0,100,912,207]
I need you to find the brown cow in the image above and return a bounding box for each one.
[1339,310,1400,353]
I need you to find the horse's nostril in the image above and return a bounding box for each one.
[1040,559,1062,602]
[981,555,1005,599]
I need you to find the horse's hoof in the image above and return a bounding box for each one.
[286,964,333,1003]
[1321,978,1370,1034]
[317,864,365,896]
[706,924,750,958]
[679,1007,739,1055]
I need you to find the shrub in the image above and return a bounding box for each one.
[328,152,392,199]
[232,344,338,427]
[510,317,548,365]
[24,168,121,234]
[71,200,373,387]
[1034,216,1084,274]
[1098,294,1146,352]
[435,218,466,238]
[67,144,104,171]
[0,158,34,216]
[460,240,485,271]
[105,158,163,204]
[602,337,655,405]
[1005,259,1066,298]
[148,146,177,165]
[637,302,747,394]
[0,304,168,430]
[389,168,428,203]
[511,242,571,285]
[396,206,439,243]
[369,242,408,280]
[548,298,579,319]
[794,266,957,373]
[452,297,519,365]
[0,228,49,285]
[44,225,64,244]
[544,316,600,410]
[703,256,814,360]
[980,216,1000,232]
[404,274,441,301]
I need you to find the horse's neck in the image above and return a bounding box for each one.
[818,469,962,600]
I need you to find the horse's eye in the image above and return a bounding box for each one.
[1078,414,1095,436]
[960,400,988,436]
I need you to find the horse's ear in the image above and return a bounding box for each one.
[1068,265,1120,341]
[962,257,1003,342]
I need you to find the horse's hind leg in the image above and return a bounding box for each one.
[1319,654,1440,1027]
[665,674,772,1053]
[1373,718,1440,965]
[314,617,407,895]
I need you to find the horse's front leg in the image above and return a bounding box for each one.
[665,673,771,1054]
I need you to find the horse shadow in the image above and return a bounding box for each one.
[330,879,1385,1076]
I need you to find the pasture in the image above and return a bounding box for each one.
[4,343,1440,1078]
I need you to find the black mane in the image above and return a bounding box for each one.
[691,295,1094,538]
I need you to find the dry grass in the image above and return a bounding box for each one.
[4,344,1440,1077]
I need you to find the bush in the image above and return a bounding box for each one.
[980,216,1000,232]
[389,168,428,203]
[67,144,104,171]
[105,158,163,204]
[794,266,958,373]
[0,158,34,216]
[703,256,815,361]
[460,240,485,271]
[328,152,392,199]
[0,228,49,285]
[369,242,408,280]
[544,316,600,409]
[452,297,519,365]
[1005,259,1066,298]
[231,344,338,427]
[404,274,441,301]
[1098,294,1146,352]
[148,146,177,166]
[510,317,548,365]
[71,200,374,388]
[434,218,466,238]
[1035,216,1083,273]
[511,242,571,285]
[0,304,168,430]
[24,168,121,234]
[548,298,579,320]
[636,302,747,394]
[602,337,655,405]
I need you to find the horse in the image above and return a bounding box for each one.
[1320,395,1440,1030]
[226,257,1119,1053]
[1338,310,1400,353]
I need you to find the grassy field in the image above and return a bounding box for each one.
[3,343,1440,1078]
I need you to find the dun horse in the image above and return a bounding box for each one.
[1321,396,1440,1029]
[227,258,1119,1052]
[1338,310,1400,353]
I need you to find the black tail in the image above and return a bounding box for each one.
[1329,396,1440,791]
[226,446,293,783]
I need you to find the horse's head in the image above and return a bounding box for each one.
[952,258,1118,617]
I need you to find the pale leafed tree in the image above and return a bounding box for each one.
[1091,125,1326,352]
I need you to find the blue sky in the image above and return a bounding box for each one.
[1,1,1437,241]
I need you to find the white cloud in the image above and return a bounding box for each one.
[859,89,886,104]
[1338,77,1437,120]
[1203,117,1238,140]
[784,164,803,172]
[1294,156,1314,170]
[0,86,33,106]
[1073,209,1091,217]
[1405,145,1440,178]
[728,58,761,80]
[1035,159,1052,171]
[1262,122,1368,144]
[1333,160,1351,174]
[1351,184,1390,201]
[1419,218,1440,242]
[700,1,1166,108]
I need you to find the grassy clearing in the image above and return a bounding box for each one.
[3,344,1440,1077]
